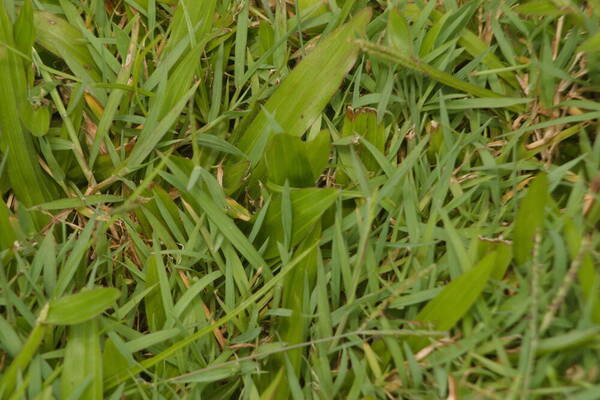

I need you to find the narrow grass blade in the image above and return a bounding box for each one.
[89,17,140,166]
[159,156,266,271]
[0,322,47,397]
[104,244,318,389]
[357,40,525,112]
[144,255,166,332]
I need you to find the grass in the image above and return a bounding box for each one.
[0,0,599,398]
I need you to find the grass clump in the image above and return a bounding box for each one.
[1,0,600,398]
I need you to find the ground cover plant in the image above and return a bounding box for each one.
[0,0,599,398]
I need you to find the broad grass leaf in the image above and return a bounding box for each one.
[13,0,34,58]
[298,0,329,17]
[102,338,130,384]
[0,3,56,225]
[256,188,337,259]
[388,7,414,56]
[223,160,250,195]
[61,319,103,400]
[46,288,120,325]
[0,316,21,358]
[411,251,498,349]
[33,11,103,97]
[478,240,513,281]
[236,8,372,163]
[20,103,50,137]
[579,32,600,53]
[491,242,513,281]
[265,134,314,187]
[304,129,331,180]
[513,172,549,265]
[341,108,386,173]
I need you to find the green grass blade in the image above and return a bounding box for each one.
[236,8,372,164]
[0,3,56,225]
[61,319,103,400]
[513,173,549,265]
[104,244,317,389]
[357,40,525,112]
[410,251,498,349]
[33,11,104,102]
[46,288,120,325]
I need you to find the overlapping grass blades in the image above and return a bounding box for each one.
[0,2,599,399]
